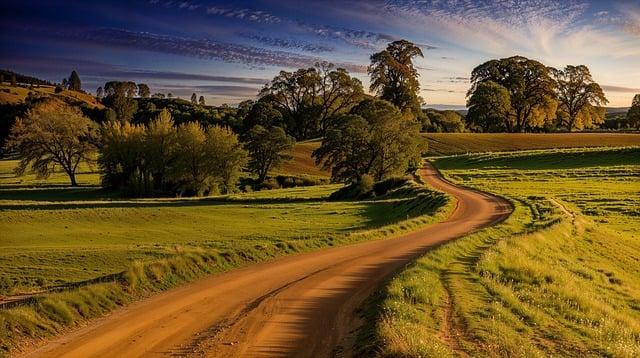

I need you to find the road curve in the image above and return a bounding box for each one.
[20,164,512,358]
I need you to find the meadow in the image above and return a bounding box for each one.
[362,146,640,357]
[0,157,452,353]
[279,133,640,178]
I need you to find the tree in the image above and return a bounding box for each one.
[191,93,198,104]
[423,110,466,133]
[199,96,205,106]
[145,109,178,191]
[469,56,557,132]
[99,120,147,193]
[205,126,247,193]
[259,63,363,139]
[103,81,138,123]
[0,73,4,83]
[10,74,16,86]
[62,78,68,89]
[553,65,608,131]
[137,83,150,98]
[242,99,283,134]
[171,122,209,196]
[369,40,424,117]
[627,94,640,129]
[68,70,81,91]
[167,93,173,98]
[5,102,98,186]
[314,98,426,182]
[96,86,104,100]
[245,125,295,183]
[466,81,512,132]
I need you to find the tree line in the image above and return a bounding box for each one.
[4,40,640,195]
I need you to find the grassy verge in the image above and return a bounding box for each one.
[0,169,453,354]
[360,147,640,357]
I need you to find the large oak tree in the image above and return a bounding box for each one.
[468,56,557,132]
[553,65,608,131]
[5,101,98,186]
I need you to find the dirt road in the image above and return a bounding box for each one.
[21,164,512,358]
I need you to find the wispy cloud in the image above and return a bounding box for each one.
[96,69,269,85]
[60,28,367,73]
[237,32,335,53]
[149,0,280,23]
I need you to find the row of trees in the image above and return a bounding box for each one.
[466,57,609,132]
[5,102,296,194]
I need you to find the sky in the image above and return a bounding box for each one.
[1,0,639,108]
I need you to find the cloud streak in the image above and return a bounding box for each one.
[60,28,367,73]
[237,32,335,53]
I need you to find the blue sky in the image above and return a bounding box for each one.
[1,0,639,107]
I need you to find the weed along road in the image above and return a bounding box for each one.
[21,164,512,358]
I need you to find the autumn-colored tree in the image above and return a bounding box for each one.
[553,65,608,131]
[5,102,98,186]
[145,109,178,191]
[205,126,248,193]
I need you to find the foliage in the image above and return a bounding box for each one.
[4,101,97,186]
[245,125,295,183]
[468,56,557,132]
[190,93,197,104]
[466,81,511,132]
[259,62,363,139]
[241,99,283,133]
[626,94,640,129]
[314,98,427,182]
[553,65,608,130]
[103,81,138,123]
[100,110,246,196]
[198,95,205,106]
[67,70,81,91]
[422,109,466,133]
[369,40,424,117]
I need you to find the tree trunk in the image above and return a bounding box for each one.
[68,172,78,187]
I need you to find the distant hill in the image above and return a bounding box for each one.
[605,107,629,115]
[0,83,104,109]
[0,69,53,86]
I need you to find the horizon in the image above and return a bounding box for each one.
[1,0,639,107]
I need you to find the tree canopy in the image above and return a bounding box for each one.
[369,40,424,117]
[466,81,511,132]
[5,101,98,186]
[68,70,81,91]
[314,98,426,182]
[553,65,608,131]
[259,62,363,140]
[468,56,557,132]
[627,94,640,130]
[245,125,295,183]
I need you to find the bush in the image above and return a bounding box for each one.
[373,177,410,196]
[54,85,63,93]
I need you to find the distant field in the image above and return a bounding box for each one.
[280,134,640,178]
[0,83,103,108]
[365,147,640,357]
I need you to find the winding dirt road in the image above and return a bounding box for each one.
[21,164,512,358]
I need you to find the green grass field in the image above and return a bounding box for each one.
[280,134,640,178]
[362,146,640,357]
[0,157,452,353]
